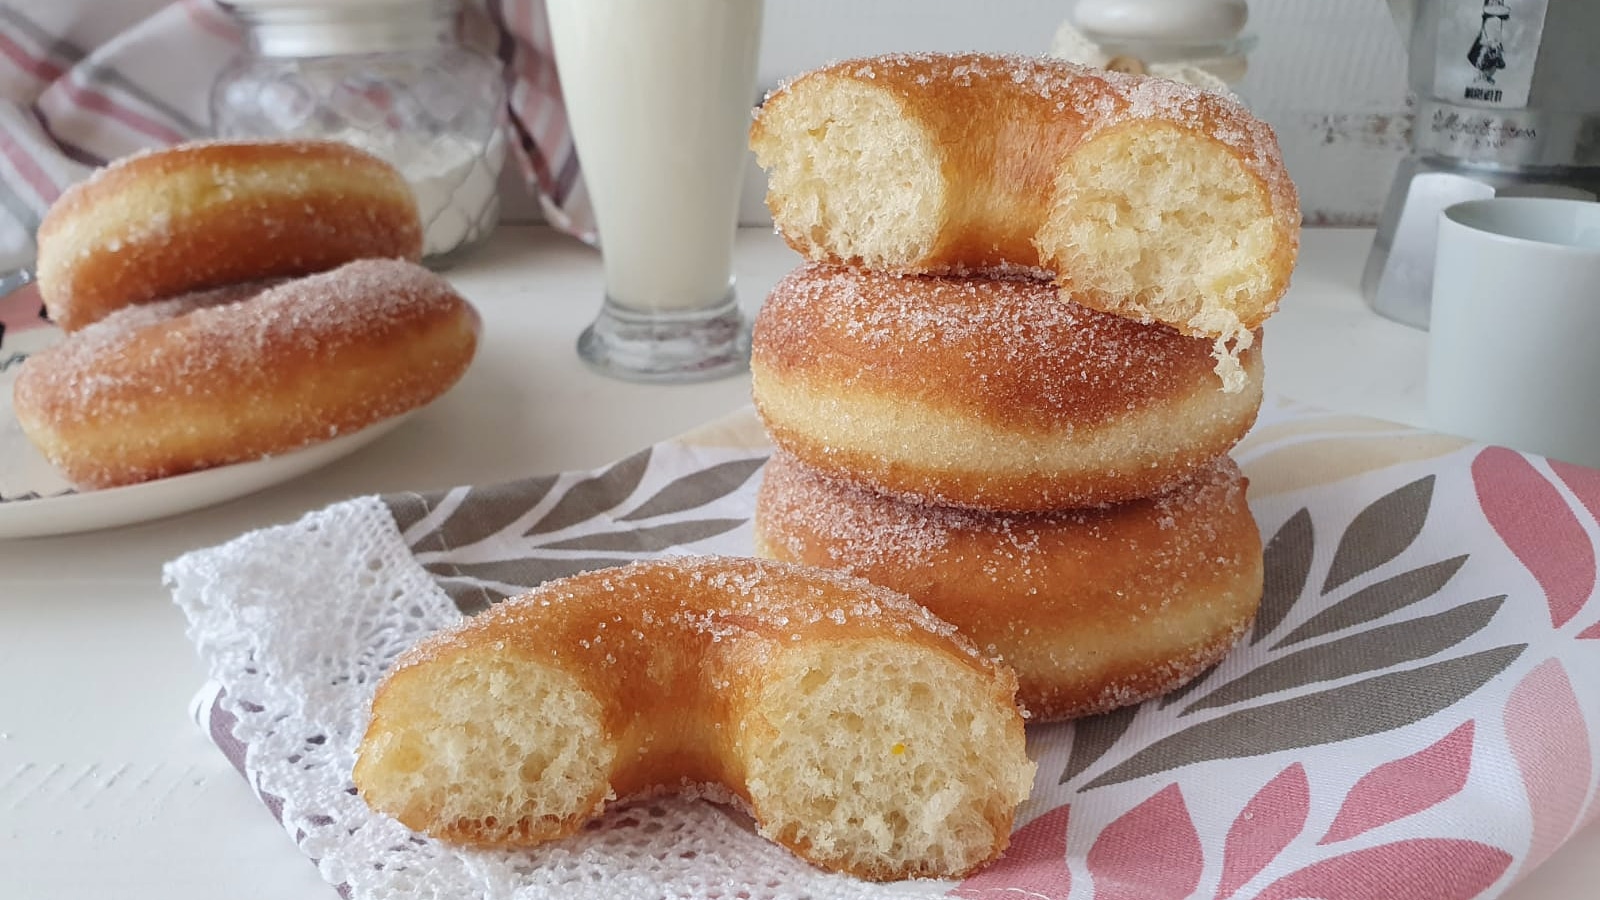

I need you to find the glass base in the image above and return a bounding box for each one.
[576,290,751,384]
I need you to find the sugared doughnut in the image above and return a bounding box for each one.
[750,52,1300,373]
[754,451,1264,721]
[13,259,477,489]
[353,556,1036,881]
[36,139,423,331]
[750,264,1263,512]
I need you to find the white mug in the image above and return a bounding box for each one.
[1428,197,1600,467]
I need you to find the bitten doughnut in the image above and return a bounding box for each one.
[750,52,1300,372]
[750,264,1263,512]
[36,139,423,331]
[754,451,1264,721]
[12,259,477,489]
[353,556,1036,882]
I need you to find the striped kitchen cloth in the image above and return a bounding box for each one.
[0,0,592,274]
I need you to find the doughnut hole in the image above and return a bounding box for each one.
[739,639,1033,880]
[752,77,943,266]
[1037,121,1281,336]
[355,652,616,845]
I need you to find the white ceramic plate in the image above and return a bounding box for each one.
[0,415,411,540]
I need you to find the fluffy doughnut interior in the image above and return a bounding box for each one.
[354,557,1035,880]
[740,639,1032,879]
[754,78,943,266]
[1038,121,1279,337]
[353,651,616,845]
[357,637,1031,875]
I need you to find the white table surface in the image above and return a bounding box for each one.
[0,225,1592,898]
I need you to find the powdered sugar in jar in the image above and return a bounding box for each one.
[211,0,507,266]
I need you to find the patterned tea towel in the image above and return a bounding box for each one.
[0,0,589,274]
[166,399,1600,900]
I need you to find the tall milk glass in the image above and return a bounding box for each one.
[547,0,763,382]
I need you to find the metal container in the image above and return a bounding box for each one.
[1364,0,1600,329]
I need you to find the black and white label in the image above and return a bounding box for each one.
[1434,0,1549,108]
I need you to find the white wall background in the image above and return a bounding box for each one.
[510,0,1413,227]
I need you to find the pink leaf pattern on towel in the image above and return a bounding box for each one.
[1320,721,1475,844]
[1505,659,1593,873]
[1578,621,1600,640]
[1253,839,1511,900]
[1216,763,1309,899]
[1549,459,1600,527]
[1086,784,1203,900]
[951,804,1070,899]
[1472,448,1595,627]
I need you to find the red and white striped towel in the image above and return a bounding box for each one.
[0,0,593,274]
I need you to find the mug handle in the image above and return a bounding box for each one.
[0,267,44,353]
[0,267,34,297]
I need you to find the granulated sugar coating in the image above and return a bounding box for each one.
[402,556,988,676]
[21,260,463,414]
[752,452,1265,721]
[755,264,1221,430]
[35,139,423,331]
[12,259,478,488]
[836,53,1296,223]
[749,263,1264,511]
[751,51,1300,383]
[358,555,1035,880]
[792,54,1282,169]
[758,51,1299,261]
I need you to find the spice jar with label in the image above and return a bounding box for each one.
[211,0,508,266]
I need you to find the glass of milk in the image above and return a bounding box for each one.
[548,0,763,382]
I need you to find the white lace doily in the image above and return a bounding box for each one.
[167,496,966,900]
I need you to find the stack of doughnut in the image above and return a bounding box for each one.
[748,52,1296,721]
[13,139,479,488]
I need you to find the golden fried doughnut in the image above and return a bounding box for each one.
[353,556,1036,881]
[36,139,423,331]
[750,264,1263,512]
[754,451,1264,721]
[751,52,1300,361]
[13,259,477,489]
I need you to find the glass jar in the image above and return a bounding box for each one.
[211,0,508,267]
[1053,0,1255,99]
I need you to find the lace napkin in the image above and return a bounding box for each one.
[167,400,1600,900]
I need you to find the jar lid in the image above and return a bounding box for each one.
[219,0,458,57]
[1074,0,1248,46]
